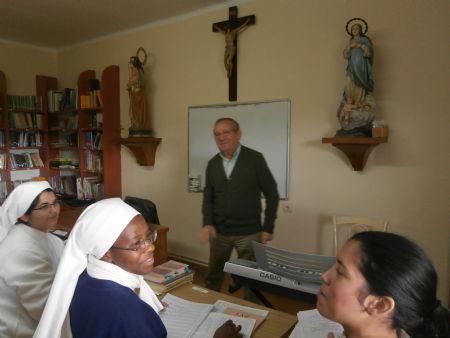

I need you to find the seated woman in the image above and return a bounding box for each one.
[0,181,64,337]
[35,198,242,338]
[317,231,449,338]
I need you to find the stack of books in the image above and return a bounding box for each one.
[144,260,194,295]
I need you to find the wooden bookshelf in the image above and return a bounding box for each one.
[0,70,48,200]
[0,66,121,203]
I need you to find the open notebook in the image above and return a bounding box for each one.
[159,294,269,338]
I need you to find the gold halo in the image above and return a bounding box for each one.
[346,18,368,36]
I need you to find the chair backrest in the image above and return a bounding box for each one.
[333,215,388,255]
[124,196,160,225]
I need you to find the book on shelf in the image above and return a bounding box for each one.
[80,95,91,109]
[47,90,64,112]
[76,177,84,200]
[9,131,43,147]
[50,175,77,198]
[94,90,103,108]
[50,157,79,169]
[0,153,5,169]
[9,151,43,169]
[60,88,77,110]
[144,260,192,284]
[84,131,103,150]
[87,113,102,128]
[48,89,77,111]
[29,153,44,167]
[10,153,29,169]
[7,95,41,111]
[84,151,102,171]
[9,112,42,129]
[80,91,102,109]
[0,181,7,201]
[50,114,78,129]
[82,176,103,200]
[160,294,268,338]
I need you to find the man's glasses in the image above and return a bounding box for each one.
[110,230,158,252]
[32,199,62,211]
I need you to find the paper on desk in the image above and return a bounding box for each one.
[192,312,256,338]
[213,300,268,331]
[289,309,344,338]
[213,299,269,317]
[159,294,213,338]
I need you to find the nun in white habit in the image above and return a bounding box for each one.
[34,198,166,338]
[0,181,64,337]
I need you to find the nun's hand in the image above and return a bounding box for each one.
[213,319,242,338]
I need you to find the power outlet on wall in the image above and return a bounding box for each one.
[282,203,293,213]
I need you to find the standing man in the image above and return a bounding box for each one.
[199,117,279,293]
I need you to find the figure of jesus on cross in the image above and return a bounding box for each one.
[213,6,255,101]
[214,17,251,78]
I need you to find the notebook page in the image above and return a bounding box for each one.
[159,294,213,338]
[291,309,344,338]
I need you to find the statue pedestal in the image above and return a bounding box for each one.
[120,136,161,166]
[322,136,387,171]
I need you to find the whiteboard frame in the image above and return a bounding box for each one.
[188,99,290,199]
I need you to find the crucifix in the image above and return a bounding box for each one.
[213,6,255,101]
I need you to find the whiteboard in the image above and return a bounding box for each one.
[188,99,290,199]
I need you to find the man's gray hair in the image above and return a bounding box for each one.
[214,117,240,132]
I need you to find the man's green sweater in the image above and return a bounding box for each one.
[202,146,279,235]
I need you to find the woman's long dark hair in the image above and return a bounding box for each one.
[351,231,449,338]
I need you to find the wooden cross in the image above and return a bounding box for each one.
[213,6,255,101]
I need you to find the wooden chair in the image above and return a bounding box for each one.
[333,215,388,255]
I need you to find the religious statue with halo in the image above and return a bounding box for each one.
[336,18,376,137]
[127,47,152,136]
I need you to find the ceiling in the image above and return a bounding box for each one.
[0,0,232,49]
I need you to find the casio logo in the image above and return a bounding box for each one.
[260,272,282,281]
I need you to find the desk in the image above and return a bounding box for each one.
[58,205,169,266]
[169,284,297,338]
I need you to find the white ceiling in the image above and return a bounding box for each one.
[0,0,232,49]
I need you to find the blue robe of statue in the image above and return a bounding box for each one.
[346,35,374,94]
[70,271,167,338]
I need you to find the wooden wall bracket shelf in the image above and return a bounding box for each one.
[120,136,161,166]
[322,137,388,171]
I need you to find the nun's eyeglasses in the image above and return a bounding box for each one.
[110,230,158,252]
[33,199,62,211]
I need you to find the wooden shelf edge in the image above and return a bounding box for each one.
[120,136,161,166]
[322,137,387,145]
[322,136,388,171]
